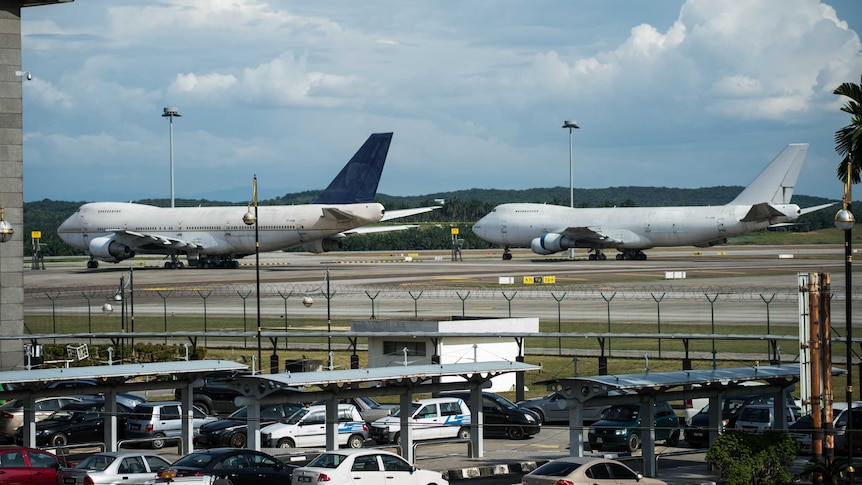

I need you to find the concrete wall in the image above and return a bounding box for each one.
[0,5,24,371]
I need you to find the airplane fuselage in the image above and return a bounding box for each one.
[472,202,801,251]
[58,201,385,260]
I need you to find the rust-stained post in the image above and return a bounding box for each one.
[810,273,823,463]
[821,272,834,462]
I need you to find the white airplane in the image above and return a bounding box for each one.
[58,133,436,269]
[472,143,835,261]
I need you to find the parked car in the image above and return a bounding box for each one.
[370,397,471,445]
[261,403,367,449]
[0,396,82,441]
[44,378,147,409]
[517,390,621,424]
[291,448,448,485]
[56,451,171,485]
[521,456,667,485]
[588,401,680,452]
[734,403,801,433]
[175,371,252,416]
[124,401,217,449]
[684,394,796,447]
[439,390,540,439]
[153,448,297,485]
[15,399,133,447]
[0,446,71,485]
[310,397,397,424]
[196,402,307,449]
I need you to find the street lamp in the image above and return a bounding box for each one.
[835,166,855,480]
[562,120,579,259]
[162,106,181,208]
[242,176,262,373]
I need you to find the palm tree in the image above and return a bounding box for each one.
[834,74,862,186]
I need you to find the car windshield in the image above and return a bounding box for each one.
[228,407,249,419]
[306,452,348,469]
[532,460,584,476]
[172,452,216,468]
[603,406,638,421]
[391,402,421,418]
[76,454,115,472]
[0,400,22,410]
[285,407,309,425]
[491,394,519,410]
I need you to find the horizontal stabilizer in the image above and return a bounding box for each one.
[739,203,786,223]
[799,202,837,216]
[380,206,441,222]
[321,207,357,221]
[343,224,419,235]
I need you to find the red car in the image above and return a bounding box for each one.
[0,446,70,485]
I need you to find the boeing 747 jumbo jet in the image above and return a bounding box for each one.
[472,143,834,261]
[59,132,435,269]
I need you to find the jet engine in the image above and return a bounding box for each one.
[530,233,575,255]
[302,238,343,254]
[89,236,135,262]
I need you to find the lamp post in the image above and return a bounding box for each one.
[162,107,181,208]
[242,176,262,373]
[562,120,579,259]
[835,165,855,481]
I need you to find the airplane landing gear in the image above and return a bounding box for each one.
[164,255,185,269]
[502,248,512,261]
[588,249,607,261]
[86,258,99,269]
[615,250,648,260]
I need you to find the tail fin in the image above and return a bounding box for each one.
[313,132,393,204]
[730,144,809,206]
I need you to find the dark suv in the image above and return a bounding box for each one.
[196,402,307,448]
[588,401,680,452]
[175,371,251,416]
[439,390,541,440]
[15,400,133,447]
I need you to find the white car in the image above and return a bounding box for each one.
[369,397,470,445]
[734,403,801,433]
[291,448,448,485]
[261,404,368,449]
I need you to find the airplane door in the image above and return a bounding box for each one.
[717,219,727,237]
[500,224,509,245]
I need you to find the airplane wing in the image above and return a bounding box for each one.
[115,230,203,251]
[739,203,787,223]
[799,202,837,215]
[380,206,441,222]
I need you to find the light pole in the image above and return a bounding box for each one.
[162,107,181,208]
[243,176,262,373]
[835,164,855,480]
[562,120,579,259]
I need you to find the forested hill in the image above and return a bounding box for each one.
[23,186,840,257]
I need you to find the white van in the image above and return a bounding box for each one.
[261,404,368,449]
[369,397,471,445]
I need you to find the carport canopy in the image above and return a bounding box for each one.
[228,360,540,463]
[1,360,247,454]
[541,363,812,477]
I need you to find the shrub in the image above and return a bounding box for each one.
[706,431,800,485]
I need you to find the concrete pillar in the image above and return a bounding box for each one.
[0,5,25,371]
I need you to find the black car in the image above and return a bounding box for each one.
[175,371,252,416]
[15,400,133,447]
[155,448,296,485]
[439,390,541,439]
[196,402,306,448]
[684,394,796,447]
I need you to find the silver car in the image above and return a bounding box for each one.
[124,402,216,449]
[0,396,82,440]
[517,391,612,424]
[56,451,171,485]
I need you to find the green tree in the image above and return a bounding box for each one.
[834,74,862,185]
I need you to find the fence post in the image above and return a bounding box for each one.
[705,293,719,369]
[551,292,567,356]
[651,292,666,358]
[237,289,252,348]
[456,291,471,317]
[408,291,423,318]
[157,290,174,344]
[365,291,380,319]
[278,290,294,350]
[197,290,212,346]
[601,292,616,355]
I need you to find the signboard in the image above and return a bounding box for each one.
[523,275,555,284]
[31,231,41,239]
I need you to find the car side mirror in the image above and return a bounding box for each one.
[636,473,644,481]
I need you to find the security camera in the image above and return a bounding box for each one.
[26,72,32,81]
[15,71,31,81]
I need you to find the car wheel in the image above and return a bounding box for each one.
[458,427,471,440]
[50,432,68,447]
[151,432,166,449]
[666,429,680,447]
[627,433,641,452]
[505,426,526,440]
[346,434,365,449]
[229,432,247,448]
[277,438,296,448]
[393,432,401,445]
[530,409,545,424]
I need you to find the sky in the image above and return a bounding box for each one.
[18,0,862,203]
